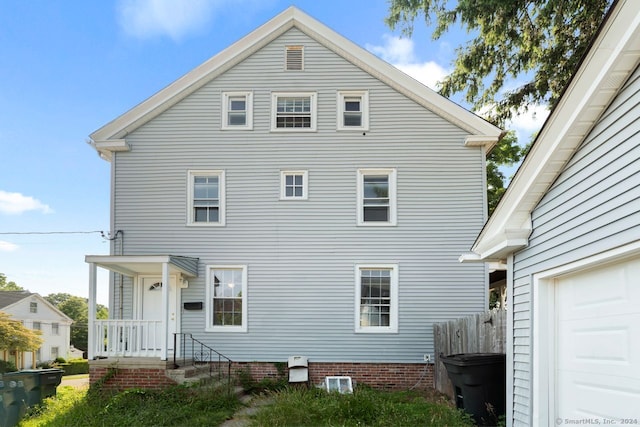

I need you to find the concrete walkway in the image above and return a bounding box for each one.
[220,394,274,427]
[59,376,90,389]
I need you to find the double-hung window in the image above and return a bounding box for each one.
[206,265,247,332]
[52,323,59,335]
[280,170,308,200]
[355,264,398,333]
[271,92,317,131]
[188,170,225,226]
[222,92,253,130]
[30,302,37,313]
[337,91,369,130]
[357,169,397,226]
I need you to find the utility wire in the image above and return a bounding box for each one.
[0,230,104,235]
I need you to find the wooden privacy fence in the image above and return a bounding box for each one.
[433,309,506,398]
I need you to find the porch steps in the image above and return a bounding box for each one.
[166,364,231,387]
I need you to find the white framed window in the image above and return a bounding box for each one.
[357,169,397,226]
[206,265,247,332]
[32,321,41,330]
[51,346,59,360]
[280,170,308,200]
[221,92,253,130]
[187,170,225,226]
[337,91,369,130]
[285,45,304,71]
[51,323,59,335]
[355,264,398,333]
[30,301,37,313]
[271,92,317,131]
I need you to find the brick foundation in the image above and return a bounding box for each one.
[232,361,434,390]
[89,358,177,391]
[89,358,434,391]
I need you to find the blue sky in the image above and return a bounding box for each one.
[0,0,545,306]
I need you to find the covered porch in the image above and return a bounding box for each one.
[85,255,198,361]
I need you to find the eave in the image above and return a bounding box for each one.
[466,0,640,262]
[89,6,502,161]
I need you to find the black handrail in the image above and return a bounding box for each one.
[173,333,232,389]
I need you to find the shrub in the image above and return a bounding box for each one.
[59,359,89,375]
[0,359,17,373]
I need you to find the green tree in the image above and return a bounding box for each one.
[0,273,24,291]
[0,311,42,351]
[386,0,612,211]
[45,293,108,351]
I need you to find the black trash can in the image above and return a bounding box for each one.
[441,353,506,425]
[4,369,63,407]
[0,378,27,427]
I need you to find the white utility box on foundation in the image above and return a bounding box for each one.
[288,355,309,383]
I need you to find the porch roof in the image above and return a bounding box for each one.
[85,255,199,278]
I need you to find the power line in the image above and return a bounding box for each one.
[0,230,104,235]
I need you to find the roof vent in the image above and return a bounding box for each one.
[285,45,303,71]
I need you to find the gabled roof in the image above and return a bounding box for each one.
[90,6,502,160]
[464,0,640,262]
[0,291,73,323]
[0,291,33,309]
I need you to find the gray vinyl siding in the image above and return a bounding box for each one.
[511,65,640,425]
[111,28,488,363]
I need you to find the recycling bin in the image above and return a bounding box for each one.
[441,353,506,425]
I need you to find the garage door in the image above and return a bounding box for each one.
[555,256,640,419]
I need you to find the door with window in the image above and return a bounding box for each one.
[139,276,178,351]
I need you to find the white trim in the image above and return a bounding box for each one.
[187,170,226,226]
[531,240,640,425]
[221,91,253,130]
[354,264,399,334]
[357,168,397,226]
[471,0,640,261]
[505,255,514,427]
[270,92,317,132]
[89,6,502,153]
[205,265,248,333]
[280,170,308,200]
[337,90,369,131]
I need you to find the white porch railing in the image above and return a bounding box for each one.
[93,320,163,358]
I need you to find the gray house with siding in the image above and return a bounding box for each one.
[463,0,640,424]
[85,7,502,389]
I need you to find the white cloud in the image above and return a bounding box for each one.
[117,0,221,41]
[506,104,550,144]
[366,35,448,90]
[0,190,52,215]
[0,241,18,252]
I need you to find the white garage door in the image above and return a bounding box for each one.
[555,256,640,420]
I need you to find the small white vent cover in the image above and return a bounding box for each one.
[285,45,303,71]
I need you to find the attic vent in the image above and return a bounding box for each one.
[285,45,304,71]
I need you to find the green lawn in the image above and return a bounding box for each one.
[20,383,473,427]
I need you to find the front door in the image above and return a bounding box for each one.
[139,276,178,351]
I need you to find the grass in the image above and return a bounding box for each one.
[21,381,472,427]
[20,384,240,427]
[249,386,474,427]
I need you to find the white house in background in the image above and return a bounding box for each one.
[0,291,73,369]
[85,6,502,389]
[462,0,640,425]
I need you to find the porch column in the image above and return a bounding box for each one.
[161,262,169,361]
[88,262,97,360]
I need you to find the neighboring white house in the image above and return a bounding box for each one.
[85,6,503,389]
[463,0,640,425]
[0,291,73,369]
